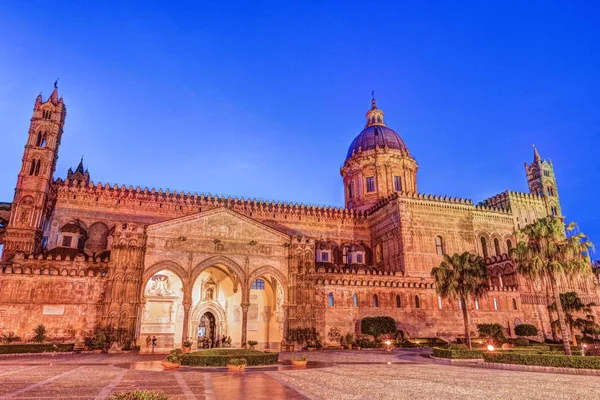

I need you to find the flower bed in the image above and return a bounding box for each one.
[0,344,74,354]
[432,347,484,359]
[483,352,600,369]
[181,349,279,367]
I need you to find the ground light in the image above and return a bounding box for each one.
[487,344,495,351]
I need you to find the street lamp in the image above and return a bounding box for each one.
[487,344,495,352]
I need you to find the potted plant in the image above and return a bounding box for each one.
[346,333,354,350]
[227,357,247,371]
[91,330,106,354]
[83,336,94,351]
[182,341,192,354]
[162,349,184,369]
[306,339,316,351]
[291,355,307,367]
[241,342,248,349]
[248,340,258,350]
[122,339,132,353]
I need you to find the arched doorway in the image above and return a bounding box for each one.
[198,312,216,348]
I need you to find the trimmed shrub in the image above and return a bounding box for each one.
[432,347,484,359]
[483,352,600,369]
[360,317,397,339]
[227,358,247,366]
[548,344,580,353]
[107,390,168,400]
[446,344,469,350]
[182,349,279,367]
[514,324,538,337]
[513,337,530,347]
[0,344,74,354]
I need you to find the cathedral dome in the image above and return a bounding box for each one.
[346,125,408,159]
[345,96,408,160]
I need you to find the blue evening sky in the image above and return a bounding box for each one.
[0,1,598,258]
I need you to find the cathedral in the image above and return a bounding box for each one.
[0,85,598,351]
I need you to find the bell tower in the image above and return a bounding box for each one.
[2,82,66,260]
[525,145,561,217]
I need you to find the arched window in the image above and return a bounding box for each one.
[493,297,498,310]
[548,187,554,196]
[29,159,36,175]
[512,298,517,310]
[34,160,41,176]
[474,297,480,310]
[373,294,379,308]
[506,239,512,250]
[438,296,443,309]
[480,237,488,258]
[414,295,420,309]
[40,135,47,147]
[35,133,42,146]
[251,279,265,290]
[347,183,353,199]
[435,236,444,255]
[328,293,334,307]
[353,293,358,308]
[494,238,501,256]
[396,295,401,308]
[393,176,402,192]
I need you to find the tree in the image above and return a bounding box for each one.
[514,324,538,337]
[431,251,489,350]
[510,217,594,355]
[548,292,597,345]
[360,317,397,340]
[33,324,47,343]
[477,323,506,344]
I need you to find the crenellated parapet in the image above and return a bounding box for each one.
[2,251,109,277]
[53,178,367,223]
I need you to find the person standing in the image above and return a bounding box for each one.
[146,335,151,350]
[151,336,157,353]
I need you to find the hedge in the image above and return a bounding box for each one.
[0,343,74,354]
[548,344,580,353]
[181,349,279,367]
[432,347,484,359]
[483,352,600,369]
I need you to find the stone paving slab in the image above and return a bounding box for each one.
[268,362,600,400]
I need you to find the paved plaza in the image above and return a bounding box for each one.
[0,350,598,399]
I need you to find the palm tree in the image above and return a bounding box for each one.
[431,251,489,350]
[510,217,594,355]
[548,292,596,345]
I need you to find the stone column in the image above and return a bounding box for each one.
[182,303,191,344]
[282,305,289,341]
[241,303,250,345]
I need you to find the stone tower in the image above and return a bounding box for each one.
[2,83,66,260]
[341,96,418,211]
[525,145,561,217]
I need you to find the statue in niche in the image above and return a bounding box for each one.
[205,288,214,301]
[169,304,174,322]
[143,303,150,321]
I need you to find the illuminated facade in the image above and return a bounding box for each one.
[0,86,597,350]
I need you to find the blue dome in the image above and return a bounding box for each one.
[346,125,408,160]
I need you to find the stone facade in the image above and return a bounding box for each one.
[0,86,598,348]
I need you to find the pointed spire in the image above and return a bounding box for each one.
[48,79,59,103]
[533,144,541,163]
[75,156,85,174]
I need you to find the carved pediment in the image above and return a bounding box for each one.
[146,207,290,250]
